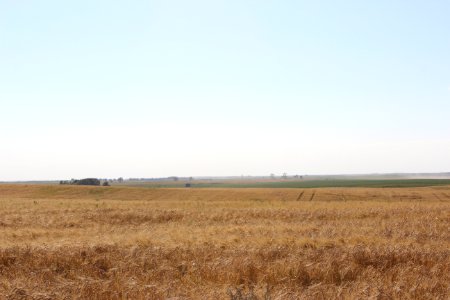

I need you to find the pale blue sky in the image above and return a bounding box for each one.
[1,1,449,180]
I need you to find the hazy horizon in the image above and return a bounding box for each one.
[1,1,450,181]
[3,171,450,183]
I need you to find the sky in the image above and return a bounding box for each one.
[1,0,450,181]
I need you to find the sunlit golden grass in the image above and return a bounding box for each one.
[0,184,449,299]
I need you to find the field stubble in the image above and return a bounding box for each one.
[0,185,449,299]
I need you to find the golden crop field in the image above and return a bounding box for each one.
[0,184,449,299]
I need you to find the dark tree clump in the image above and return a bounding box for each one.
[74,178,101,186]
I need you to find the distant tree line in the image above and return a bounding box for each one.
[59,178,112,186]
[270,174,304,180]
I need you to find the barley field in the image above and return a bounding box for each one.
[0,184,449,299]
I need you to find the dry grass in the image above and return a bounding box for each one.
[0,184,449,299]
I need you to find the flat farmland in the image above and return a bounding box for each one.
[115,178,450,189]
[0,185,449,299]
